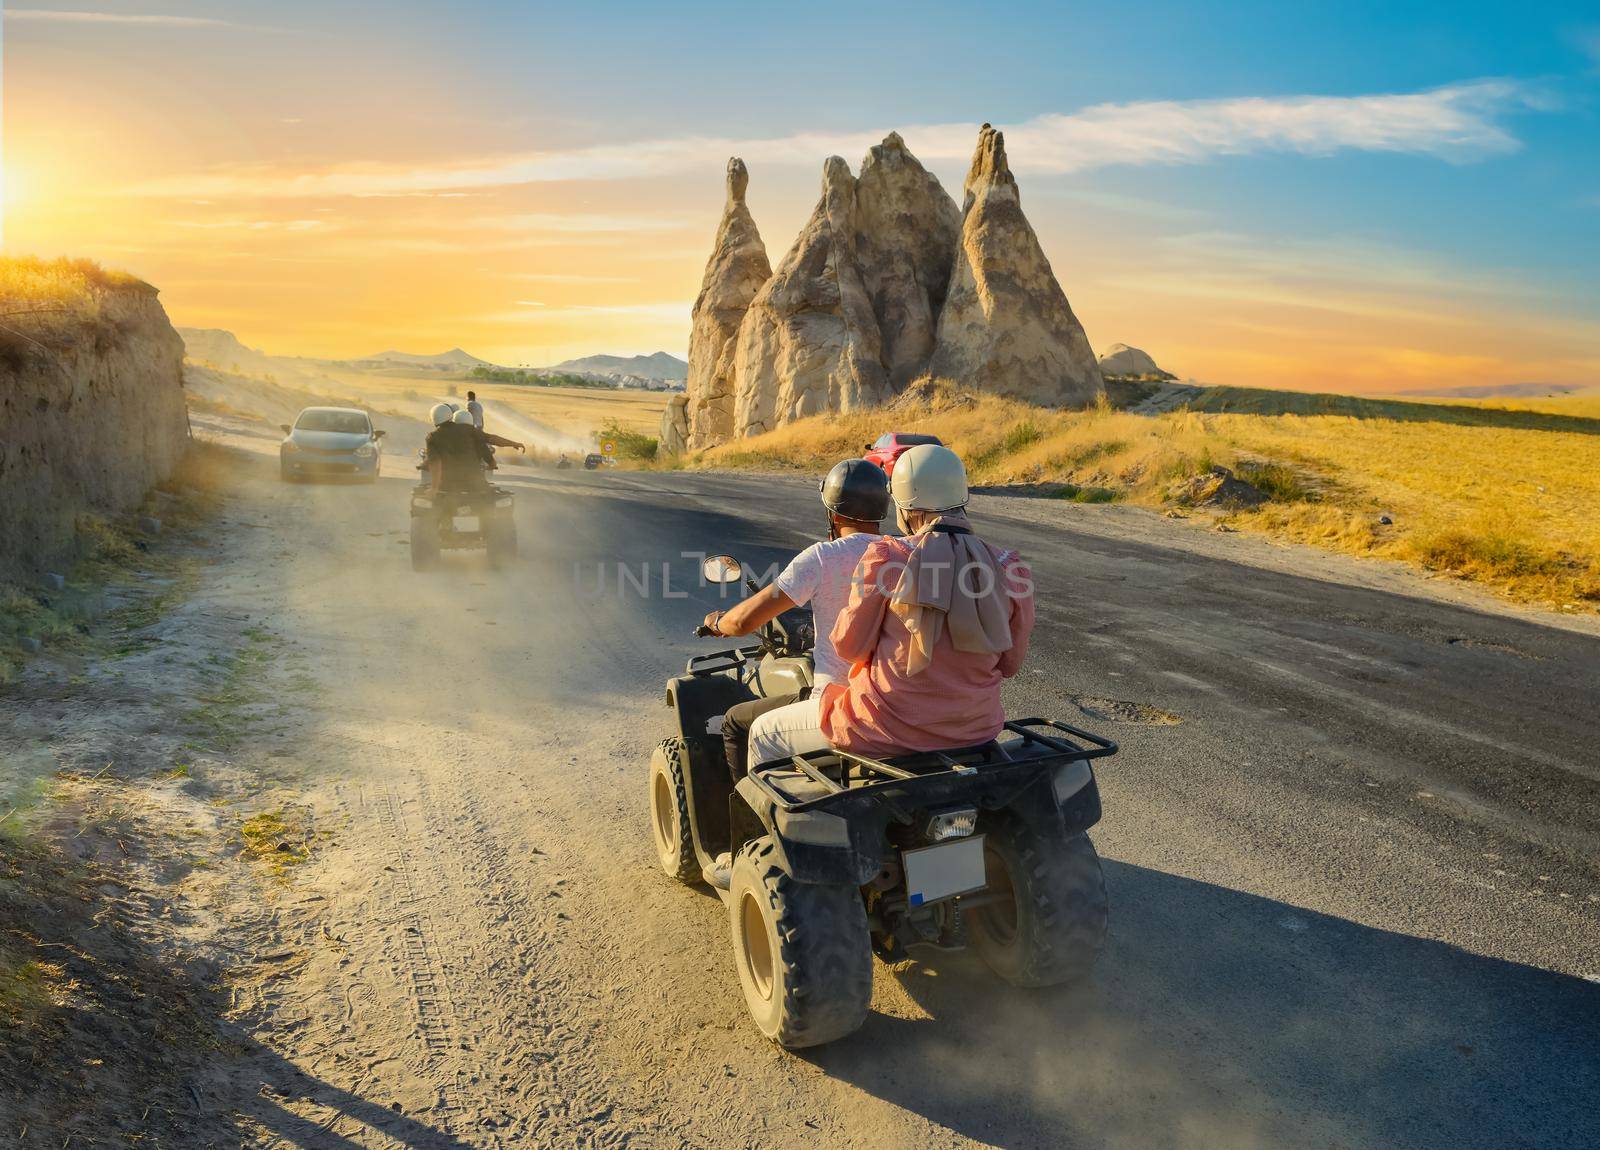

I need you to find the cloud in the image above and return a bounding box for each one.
[126,80,1543,200]
[6,8,268,30]
[500,272,640,284]
[480,302,692,324]
[1576,28,1600,68]
[171,218,326,232]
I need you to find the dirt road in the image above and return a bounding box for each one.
[37,414,1599,1148]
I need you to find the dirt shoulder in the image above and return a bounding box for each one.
[0,444,343,1145]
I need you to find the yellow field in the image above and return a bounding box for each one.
[318,366,668,438]
[695,381,1600,612]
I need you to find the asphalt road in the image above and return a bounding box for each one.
[550,465,1600,1146]
[196,434,1600,1149]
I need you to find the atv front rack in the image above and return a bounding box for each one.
[747,717,1117,817]
[685,643,763,677]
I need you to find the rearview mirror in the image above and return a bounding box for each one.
[702,554,742,584]
[373,429,387,439]
[864,442,873,451]
[280,424,293,435]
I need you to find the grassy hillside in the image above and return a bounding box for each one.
[0,256,154,366]
[694,380,1600,613]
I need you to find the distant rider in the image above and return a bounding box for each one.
[422,403,524,492]
[466,390,485,430]
[700,459,889,779]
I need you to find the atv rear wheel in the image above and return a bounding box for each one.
[966,821,1107,988]
[486,514,517,569]
[409,516,439,571]
[729,836,871,1048]
[648,738,700,884]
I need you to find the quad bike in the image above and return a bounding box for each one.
[648,553,1116,1048]
[409,463,517,571]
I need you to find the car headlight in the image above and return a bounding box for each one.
[354,443,375,458]
[495,496,513,508]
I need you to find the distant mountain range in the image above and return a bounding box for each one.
[178,327,309,379]
[550,351,688,381]
[180,328,690,383]
[357,348,492,368]
[1397,382,1590,399]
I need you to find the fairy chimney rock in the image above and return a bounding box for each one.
[683,157,772,449]
[854,132,961,391]
[731,156,889,438]
[929,125,1102,406]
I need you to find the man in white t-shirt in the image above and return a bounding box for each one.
[700,459,890,780]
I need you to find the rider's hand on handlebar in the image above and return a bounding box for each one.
[697,610,724,638]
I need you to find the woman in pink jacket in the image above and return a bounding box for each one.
[820,444,1034,757]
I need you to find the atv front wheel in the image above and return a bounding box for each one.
[409,516,439,571]
[729,836,871,1048]
[966,822,1107,988]
[648,738,699,884]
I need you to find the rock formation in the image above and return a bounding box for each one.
[658,392,689,456]
[853,133,961,390]
[1098,343,1170,379]
[675,124,1104,451]
[928,125,1102,405]
[0,278,188,581]
[731,156,888,438]
[684,158,771,449]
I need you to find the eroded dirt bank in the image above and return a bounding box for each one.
[3,410,1597,1149]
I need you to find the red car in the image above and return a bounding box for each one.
[863,432,944,478]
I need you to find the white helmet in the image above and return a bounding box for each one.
[429,402,454,426]
[891,444,968,512]
[451,409,475,425]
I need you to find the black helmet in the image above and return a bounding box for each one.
[819,458,890,522]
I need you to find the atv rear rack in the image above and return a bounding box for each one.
[748,718,1117,816]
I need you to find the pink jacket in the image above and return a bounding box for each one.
[818,534,1034,757]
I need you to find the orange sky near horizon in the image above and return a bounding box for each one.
[4,10,1597,394]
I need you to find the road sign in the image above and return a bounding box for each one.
[600,439,617,456]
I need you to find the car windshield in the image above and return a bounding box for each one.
[295,411,369,434]
[897,433,942,447]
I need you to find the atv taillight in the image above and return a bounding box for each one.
[924,807,978,842]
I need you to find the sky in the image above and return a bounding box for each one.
[2,0,1598,392]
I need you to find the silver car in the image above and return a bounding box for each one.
[279,406,386,483]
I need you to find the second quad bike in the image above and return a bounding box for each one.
[408,468,517,571]
[648,553,1116,1048]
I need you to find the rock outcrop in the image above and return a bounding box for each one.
[928,125,1102,406]
[853,133,961,390]
[1098,343,1170,379]
[731,156,888,438]
[684,158,771,449]
[677,124,1104,450]
[658,392,689,456]
[0,277,188,581]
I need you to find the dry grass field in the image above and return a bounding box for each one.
[694,380,1600,613]
[318,365,667,438]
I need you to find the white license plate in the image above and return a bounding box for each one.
[452,515,480,532]
[903,835,986,907]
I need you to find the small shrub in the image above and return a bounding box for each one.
[1002,420,1044,454]
[598,418,658,461]
[1236,461,1316,503]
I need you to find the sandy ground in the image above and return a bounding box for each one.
[5,394,1597,1148]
